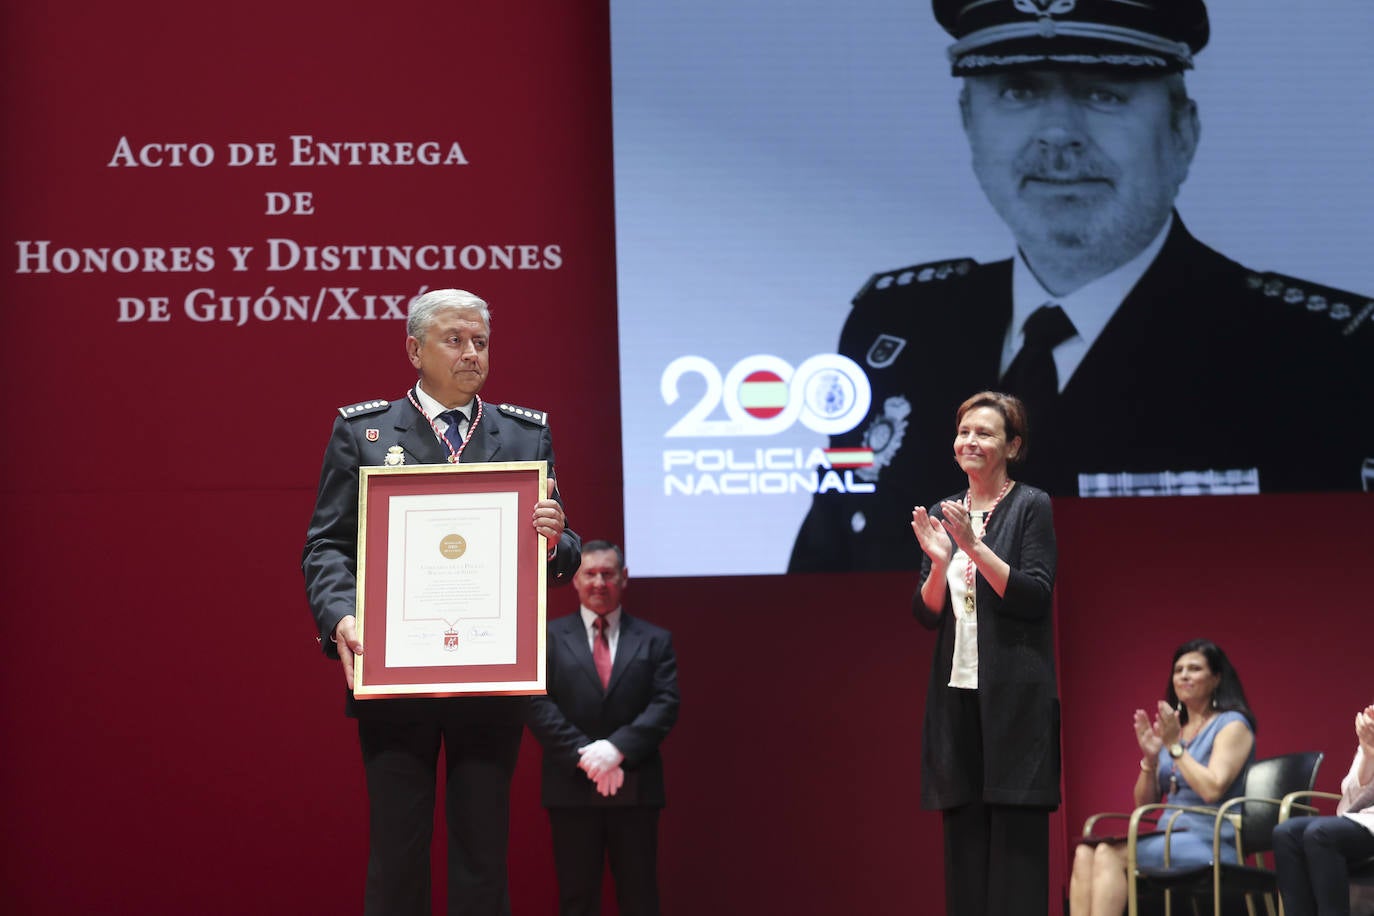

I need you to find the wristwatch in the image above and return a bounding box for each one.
[1168,743,1184,759]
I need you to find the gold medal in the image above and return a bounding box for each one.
[964,592,975,613]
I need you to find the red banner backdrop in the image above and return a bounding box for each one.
[1,2,622,913]
[3,3,1371,915]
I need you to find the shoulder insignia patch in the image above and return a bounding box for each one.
[337,399,390,418]
[1245,271,1374,338]
[853,257,979,305]
[496,403,548,427]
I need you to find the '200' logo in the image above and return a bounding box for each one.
[662,354,871,438]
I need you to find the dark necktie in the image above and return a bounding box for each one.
[439,409,467,453]
[592,616,612,689]
[999,304,1077,426]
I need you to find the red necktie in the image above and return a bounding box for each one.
[592,616,612,689]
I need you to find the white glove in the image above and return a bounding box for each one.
[577,739,624,778]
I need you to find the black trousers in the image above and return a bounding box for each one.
[548,806,661,916]
[939,687,1051,916]
[1273,815,1374,916]
[357,713,523,916]
[942,801,1049,916]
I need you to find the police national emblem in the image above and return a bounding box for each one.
[856,395,912,483]
[866,334,907,369]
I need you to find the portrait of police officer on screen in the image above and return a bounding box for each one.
[789,0,1373,574]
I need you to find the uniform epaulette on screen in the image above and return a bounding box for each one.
[854,257,979,304]
[496,403,548,426]
[337,399,389,418]
[1245,271,1374,339]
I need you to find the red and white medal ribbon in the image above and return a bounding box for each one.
[408,390,483,463]
[961,477,1012,613]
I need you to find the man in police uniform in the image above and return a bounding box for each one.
[303,288,582,916]
[789,0,1373,573]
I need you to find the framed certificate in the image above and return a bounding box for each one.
[353,461,548,698]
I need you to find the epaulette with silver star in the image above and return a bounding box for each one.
[496,402,548,426]
[1246,271,1374,339]
[853,257,980,304]
[336,399,390,418]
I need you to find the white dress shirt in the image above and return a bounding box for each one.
[1000,214,1174,390]
[413,382,471,437]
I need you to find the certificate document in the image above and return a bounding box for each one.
[354,461,547,698]
[385,490,520,667]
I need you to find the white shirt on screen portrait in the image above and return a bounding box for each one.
[1001,213,1173,390]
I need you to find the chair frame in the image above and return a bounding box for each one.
[1123,801,1246,916]
[1082,752,1323,916]
[1279,789,1340,823]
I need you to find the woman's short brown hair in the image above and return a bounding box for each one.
[954,391,1029,466]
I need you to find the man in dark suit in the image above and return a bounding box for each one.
[526,541,680,916]
[789,0,1373,573]
[302,288,581,916]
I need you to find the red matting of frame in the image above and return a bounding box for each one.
[355,463,545,697]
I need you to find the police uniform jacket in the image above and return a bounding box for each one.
[789,216,1373,573]
[302,389,582,719]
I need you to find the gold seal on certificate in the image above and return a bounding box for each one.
[439,534,468,559]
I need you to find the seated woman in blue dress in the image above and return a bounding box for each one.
[1068,638,1258,916]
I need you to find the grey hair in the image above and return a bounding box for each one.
[407,289,491,341]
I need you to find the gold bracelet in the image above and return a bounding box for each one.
[1140,757,1158,773]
